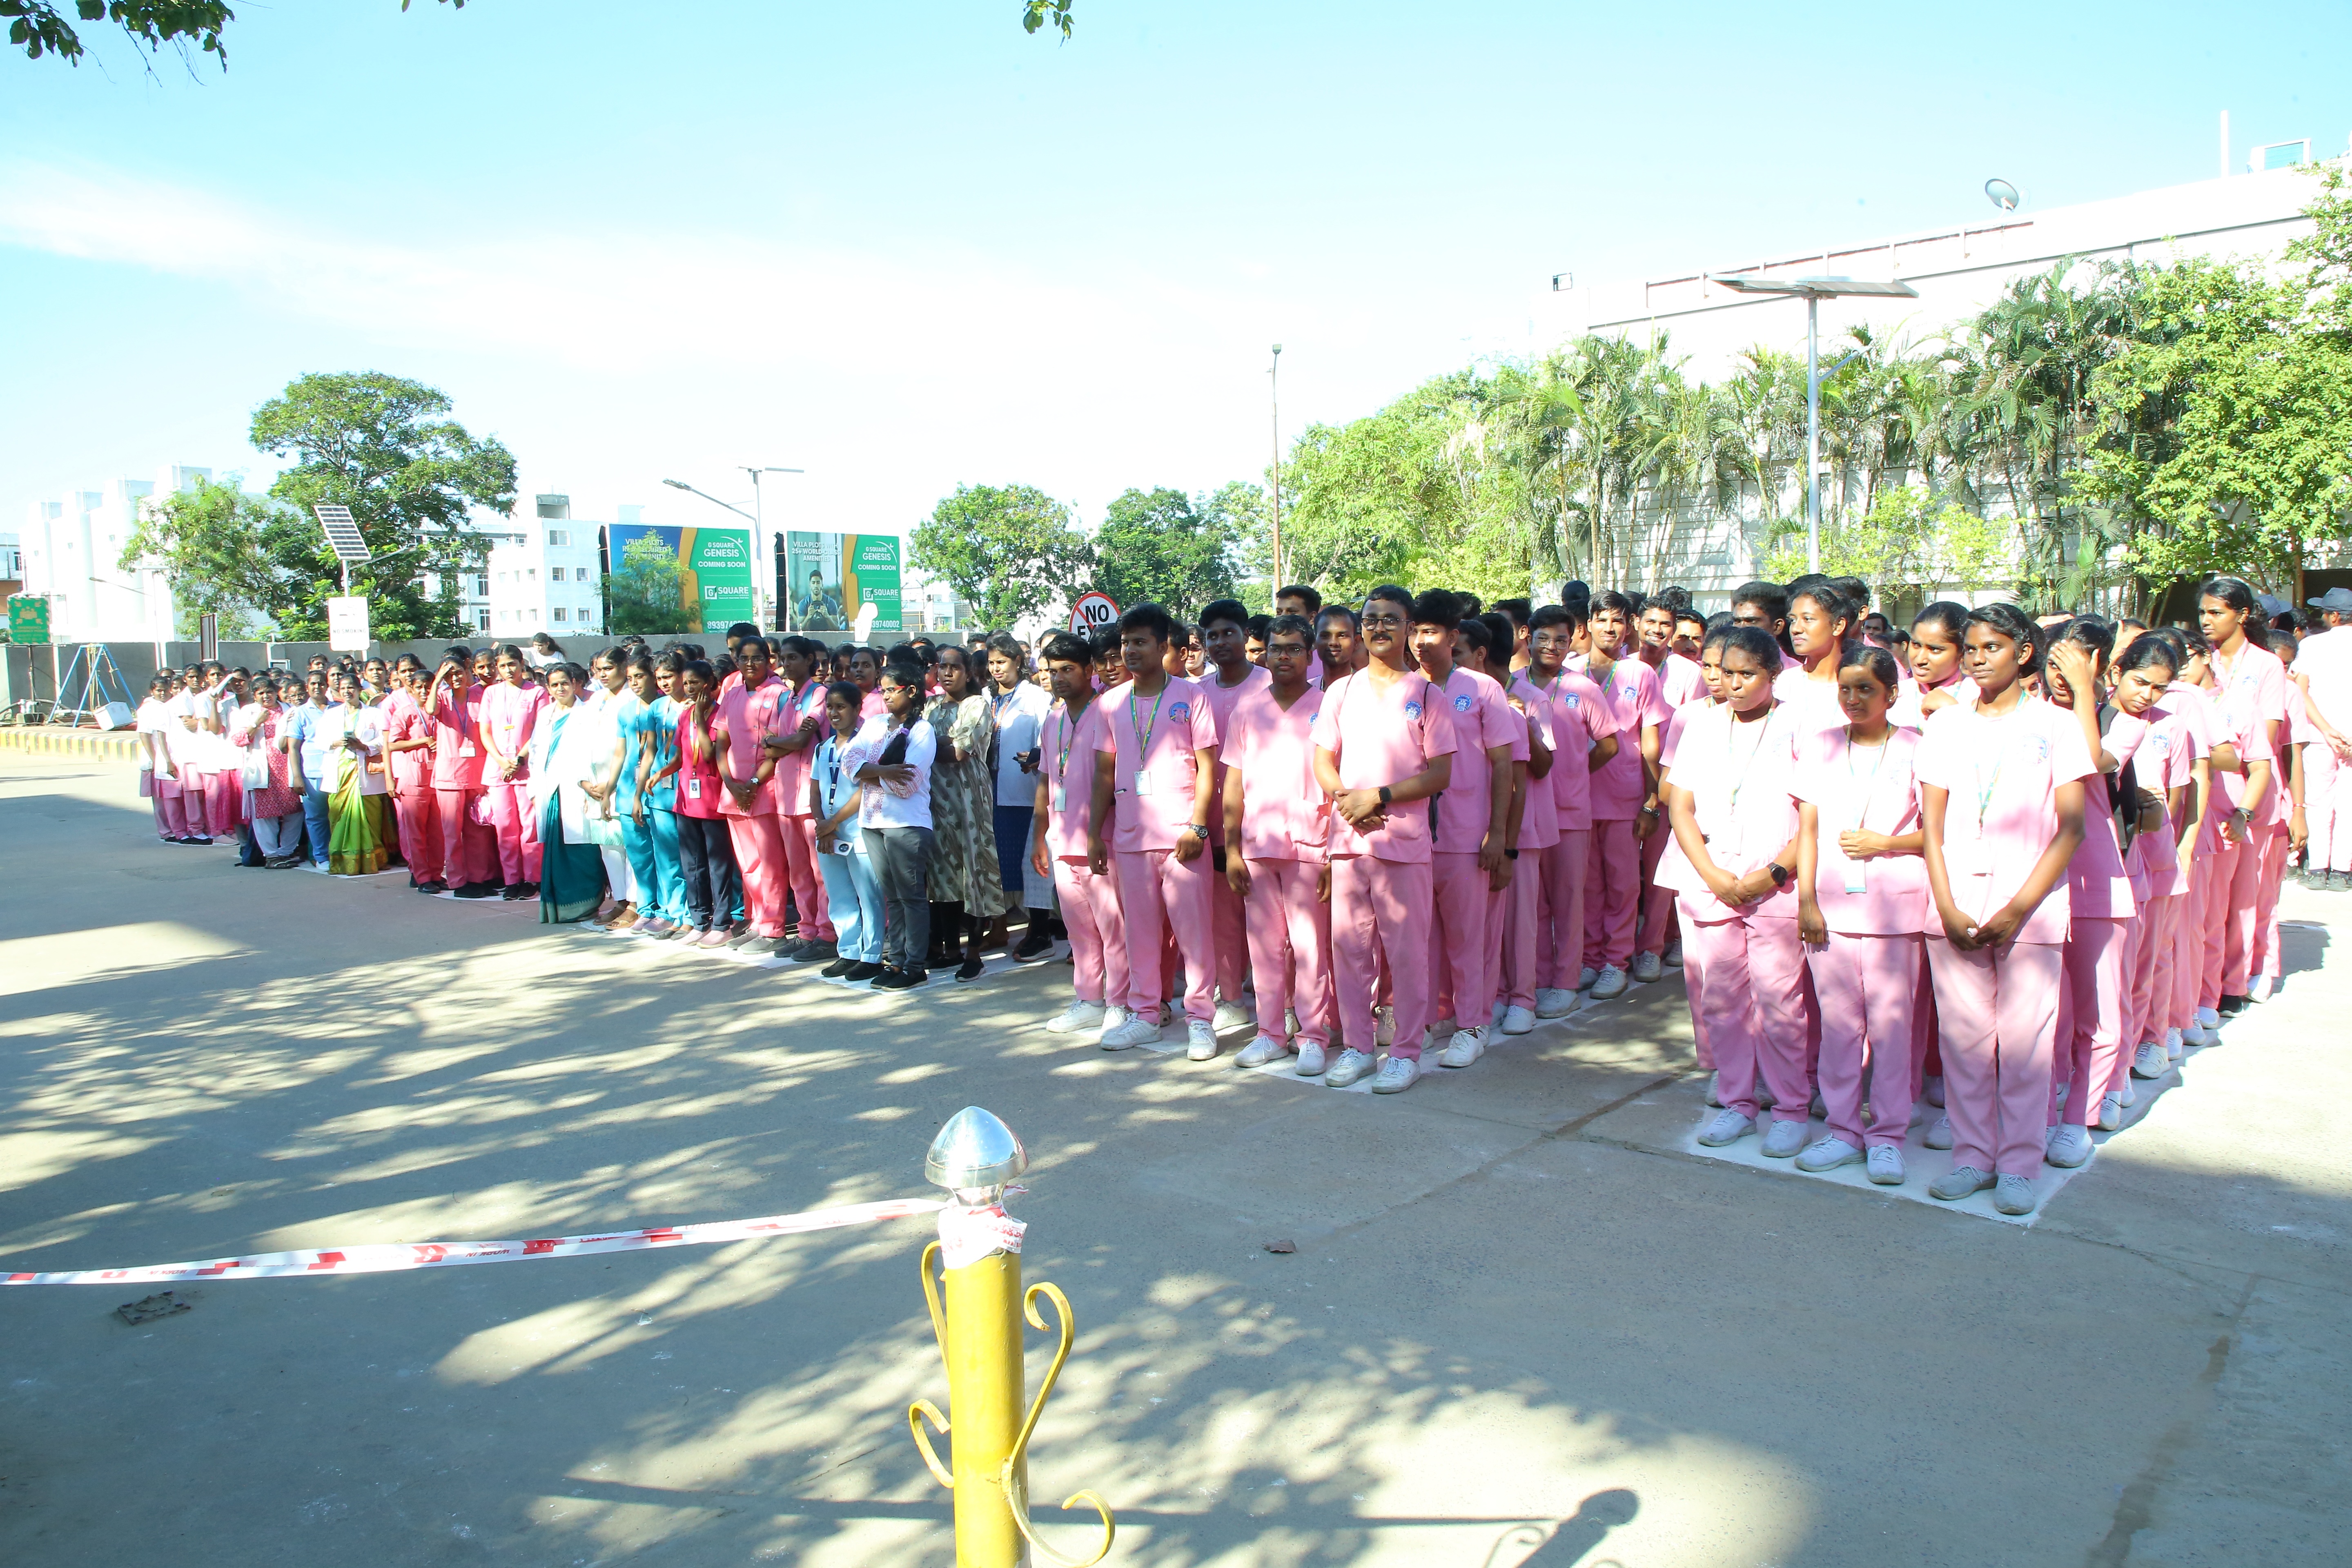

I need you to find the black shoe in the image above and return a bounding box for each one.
[2218,993,2250,1016]
[1012,928,1054,962]
[790,939,837,964]
[414,880,447,895]
[820,956,856,978]
[500,883,530,901]
[955,956,987,982]
[870,966,909,990]
[899,967,931,989]
[453,881,500,899]
[843,961,883,982]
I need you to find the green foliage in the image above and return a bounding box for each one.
[4,1,232,68]
[1093,486,1245,619]
[249,371,517,642]
[117,473,282,639]
[1762,485,2014,599]
[602,533,694,637]
[911,483,1093,630]
[1020,0,1072,38]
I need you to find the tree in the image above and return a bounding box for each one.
[6,0,470,69]
[602,532,694,636]
[249,371,517,641]
[116,473,283,639]
[1092,486,1243,619]
[1763,484,2013,600]
[911,483,1093,630]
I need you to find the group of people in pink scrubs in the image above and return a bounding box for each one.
[1027,576,2347,1218]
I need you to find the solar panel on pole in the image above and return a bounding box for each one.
[314,504,370,593]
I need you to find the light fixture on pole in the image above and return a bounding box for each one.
[1704,274,1918,572]
[1268,345,1283,589]
[661,477,759,523]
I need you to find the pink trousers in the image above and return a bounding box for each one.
[1052,856,1128,1007]
[2056,916,2129,1128]
[1211,858,1248,1004]
[2195,840,2233,1010]
[2134,891,2182,1045]
[1330,855,1433,1059]
[2208,831,2262,1000]
[483,780,543,884]
[394,788,442,885]
[1539,829,1590,992]
[435,787,496,888]
[2309,742,2350,872]
[778,813,835,940]
[1583,817,1639,971]
[1114,847,1216,1022]
[2174,856,2210,1031]
[1926,935,2062,1177]
[2252,826,2289,983]
[726,813,788,937]
[1808,931,1921,1148]
[1499,850,1544,1010]
[151,774,192,839]
[1680,909,1809,1121]
[200,771,242,838]
[1428,851,1493,1030]
[1242,858,1332,1047]
[1635,817,1678,957]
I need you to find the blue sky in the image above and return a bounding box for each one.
[4,0,2349,546]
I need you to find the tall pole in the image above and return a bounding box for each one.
[1269,344,1284,590]
[2219,109,2231,178]
[1805,293,1822,575]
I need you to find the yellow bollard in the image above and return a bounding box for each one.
[909,1107,1114,1568]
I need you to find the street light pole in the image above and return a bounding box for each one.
[1707,274,1918,577]
[738,466,804,628]
[1269,345,1283,590]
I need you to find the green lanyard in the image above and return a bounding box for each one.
[1129,681,1166,761]
[1053,702,1080,780]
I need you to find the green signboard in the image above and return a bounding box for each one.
[7,595,51,644]
[784,531,902,633]
[605,524,757,635]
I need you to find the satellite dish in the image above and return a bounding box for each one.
[1985,179,2021,212]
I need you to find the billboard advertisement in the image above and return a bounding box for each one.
[784,531,902,633]
[605,524,757,635]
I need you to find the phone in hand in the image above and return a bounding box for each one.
[1017,746,1042,772]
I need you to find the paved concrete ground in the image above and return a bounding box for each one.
[1,752,2346,1567]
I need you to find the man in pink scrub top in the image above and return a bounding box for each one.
[1088,604,1223,1057]
[1311,586,1458,1094]
[479,647,550,892]
[1033,632,1128,1040]
[1197,599,1272,1032]
[1525,604,1620,1020]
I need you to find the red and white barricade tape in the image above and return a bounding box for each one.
[2,1197,947,1287]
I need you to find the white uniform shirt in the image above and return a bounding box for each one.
[989,680,1050,808]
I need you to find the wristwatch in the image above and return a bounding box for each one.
[1768,861,1791,887]
[1189,823,1210,840]
[1504,848,1520,861]
[1378,785,1394,805]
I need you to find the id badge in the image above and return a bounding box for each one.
[459,741,477,758]
[686,776,702,800]
[1842,858,1868,895]
[1134,771,1155,797]
[1052,785,1067,811]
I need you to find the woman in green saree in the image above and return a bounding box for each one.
[320,671,389,876]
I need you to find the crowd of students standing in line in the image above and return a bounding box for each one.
[130,574,2352,1214]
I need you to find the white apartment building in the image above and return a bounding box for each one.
[482,493,619,643]
[17,466,207,641]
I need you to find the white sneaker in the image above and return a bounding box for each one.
[2180,1021,2212,1048]
[1924,1114,1954,1150]
[1235,1033,1284,1069]
[2045,1124,2092,1168]
[1590,964,1628,1000]
[1370,1055,1418,1094]
[1099,1015,1162,1052]
[2250,974,2275,1002]
[1294,1041,1329,1076]
[1326,1047,1375,1087]
[1187,1020,1218,1061]
[2098,1091,2125,1131]
[1374,1007,1396,1047]
[1993,1174,2039,1215]
[1533,987,1577,1019]
[1866,1145,1905,1185]
[1500,1005,1535,1035]
[1630,951,1663,984]
[1439,1027,1486,1069]
[1697,1108,1755,1146]
[1761,1118,1809,1158]
[2165,1028,2185,1060]
[1491,999,1508,1027]
[1046,999,1107,1035]
[1796,1135,1862,1172]
[2131,1042,2169,1079]
[1706,1072,1724,1107]
[1213,1000,1255,1033]
[2196,1005,2220,1030]
[2119,1079,2136,1107]
[1923,1074,1945,1108]
[1577,965,1599,990]
[1095,1004,1130,1038]
[1662,937,1683,968]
